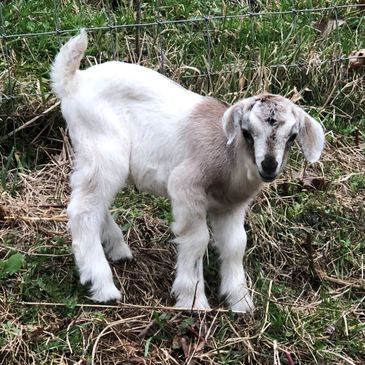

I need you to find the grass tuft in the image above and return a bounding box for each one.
[0,0,364,364]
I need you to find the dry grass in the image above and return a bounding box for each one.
[1,131,364,364]
[1,1,364,363]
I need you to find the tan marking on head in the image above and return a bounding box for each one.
[266,135,275,152]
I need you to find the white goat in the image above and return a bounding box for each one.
[51,30,325,312]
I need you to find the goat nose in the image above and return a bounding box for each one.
[261,155,278,175]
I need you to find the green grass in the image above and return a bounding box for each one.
[1,140,364,364]
[0,0,364,364]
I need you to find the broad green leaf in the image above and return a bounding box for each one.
[0,253,25,274]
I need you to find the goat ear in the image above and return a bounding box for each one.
[222,106,242,145]
[294,106,325,162]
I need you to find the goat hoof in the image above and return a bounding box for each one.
[229,298,255,313]
[89,283,122,303]
[175,298,211,311]
[107,243,133,262]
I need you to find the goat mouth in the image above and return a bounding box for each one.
[259,172,277,182]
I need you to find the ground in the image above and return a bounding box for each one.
[1,133,364,364]
[1,1,364,364]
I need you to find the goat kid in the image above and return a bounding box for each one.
[51,30,325,312]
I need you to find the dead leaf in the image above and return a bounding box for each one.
[358,0,365,12]
[312,18,345,37]
[29,326,44,339]
[195,338,207,352]
[172,335,191,358]
[293,172,327,191]
[290,86,302,103]
[137,320,157,339]
[0,205,5,227]
[348,49,365,70]
[324,324,336,336]
[180,336,191,358]
[301,176,326,191]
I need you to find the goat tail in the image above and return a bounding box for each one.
[51,29,88,98]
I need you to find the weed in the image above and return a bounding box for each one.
[0,252,25,279]
[0,1,364,364]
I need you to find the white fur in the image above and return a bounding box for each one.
[210,207,254,312]
[51,31,325,311]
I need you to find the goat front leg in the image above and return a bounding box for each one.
[171,217,210,310]
[210,207,254,313]
[168,163,211,310]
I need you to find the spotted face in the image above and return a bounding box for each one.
[222,94,325,183]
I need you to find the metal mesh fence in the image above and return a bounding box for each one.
[0,0,364,166]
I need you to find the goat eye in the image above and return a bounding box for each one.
[242,129,254,144]
[287,133,297,144]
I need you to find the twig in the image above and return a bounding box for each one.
[320,350,356,365]
[5,102,60,138]
[259,280,273,337]
[29,204,66,209]
[285,351,295,365]
[18,300,229,313]
[91,315,147,365]
[304,234,365,289]
[137,320,156,340]
[315,268,365,289]
[4,215,67,222]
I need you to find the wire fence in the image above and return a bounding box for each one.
[0,3,362,38]
[0,0,364,164]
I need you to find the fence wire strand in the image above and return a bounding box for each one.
[0,2,364,102]
[155,0,165,74]
[1,4,361,40]
[0,2,16,146]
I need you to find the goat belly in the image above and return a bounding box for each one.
[128,162,169,197]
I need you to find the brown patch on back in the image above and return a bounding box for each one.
[180,98,235,206]
[185,98,230,162]
[180,98,260,210]
[190,97,229,124]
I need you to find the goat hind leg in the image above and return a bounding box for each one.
[68,141,130,302]
[102,212,133,262]
[68,188,121,302]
